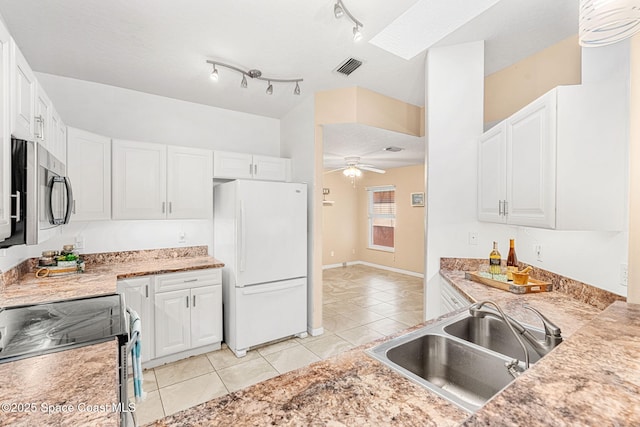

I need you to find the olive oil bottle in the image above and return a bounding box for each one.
[489,241,501,275]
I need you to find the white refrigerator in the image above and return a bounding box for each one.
[213,180,307,357]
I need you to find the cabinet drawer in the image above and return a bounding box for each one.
[441,281,469,312]
[155,268,221,293]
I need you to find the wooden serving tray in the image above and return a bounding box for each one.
[465,271,552,294]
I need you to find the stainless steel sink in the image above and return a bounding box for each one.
[443,315,545,363]
[368,309,549,413]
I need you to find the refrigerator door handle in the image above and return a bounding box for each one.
[239,200,246,272]
[241,281,304,295]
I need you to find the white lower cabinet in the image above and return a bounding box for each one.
[154,269,222,360]
[116,276,153,363]
[440,280,470,316]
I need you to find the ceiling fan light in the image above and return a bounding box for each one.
[210,66,219,81]
[334,2,344,18]
[353,25,363,42]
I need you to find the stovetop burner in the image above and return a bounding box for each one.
[0,294,127,363]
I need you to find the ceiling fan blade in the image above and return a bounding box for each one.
[358,165,386,174]
[324,167,347,174]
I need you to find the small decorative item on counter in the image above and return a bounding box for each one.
[34,244,85,277]
[512,266,533,285]
[489,241,501,276]
[506,238,518,281]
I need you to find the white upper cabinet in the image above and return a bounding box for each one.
[112,139,167,220]
[0,20,11,242]
[112,140,212,220]
[49,108,66,163]
[477,122,507,223]
[167,146,213,219]
[478,85,626,231]
[67,127,111,221]
[10,42,36,141]
[34,83,52,151]
[213,150,290,181]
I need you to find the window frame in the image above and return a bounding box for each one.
[367,185,396,252]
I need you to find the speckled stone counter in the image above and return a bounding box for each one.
[147,258,639,427]
[0,340,119,426]
[0,246,224,307]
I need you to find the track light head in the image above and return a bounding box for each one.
[334,2,344,18]
[241,74,248,88]
[210,65,219,81]
[353,25,362,42]
[294,82,300,95]
[266,81,273,95]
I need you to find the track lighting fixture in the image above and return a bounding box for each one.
[333,0,364,42]
[206,60,303,95]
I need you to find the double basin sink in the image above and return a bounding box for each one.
[368,308,552,413]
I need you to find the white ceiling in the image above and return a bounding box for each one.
[0,0,579,168]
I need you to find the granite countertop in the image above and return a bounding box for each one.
[0,340,119,426]
[0,247,224,307]
[149,265,637,426]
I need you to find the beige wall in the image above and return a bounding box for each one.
[485,35,582,123]
[628,34,640,304]
[322,165,426,274]
[322,171,358,265]
[357,165,425,274]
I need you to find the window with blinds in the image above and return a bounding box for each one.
[367,186,395,251]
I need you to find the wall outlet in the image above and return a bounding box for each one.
[534,244,543,262]
[0,249,6,257]
[468,232,478,245]
[178,231,186,244]
[620,264,628,287]
[330,251,335,257]
[74,236,85,250]
[352,249,356,254]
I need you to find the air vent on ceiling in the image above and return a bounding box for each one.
[334,57,363,76]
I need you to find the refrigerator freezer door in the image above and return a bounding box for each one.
[236,181,307,286]
[233,278,307,352]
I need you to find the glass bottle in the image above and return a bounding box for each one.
[489,241,501,276]
[506,239,518,281]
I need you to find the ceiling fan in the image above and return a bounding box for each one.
[326,156,386,177]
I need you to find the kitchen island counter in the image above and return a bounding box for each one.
[149,264,637,426]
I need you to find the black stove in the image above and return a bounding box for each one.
[0,294,128,363]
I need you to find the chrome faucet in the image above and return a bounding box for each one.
[469,300,530,374]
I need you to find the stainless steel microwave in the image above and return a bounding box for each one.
[1,138,73,248]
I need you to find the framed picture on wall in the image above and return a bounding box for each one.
[411,192,424,207]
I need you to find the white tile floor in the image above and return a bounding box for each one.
[130,264,424,425]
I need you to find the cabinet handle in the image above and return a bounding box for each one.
[498,200,503,216]
[145,285,148,298]
[186,295,189,308]
[450,297,459,306]
[34,115,44,139]
[169,202,172,214]
[503,200,508,216]
[72,199,76,215]
[162,201,166,213]
[193,295,196,307]
[254,164,257,175]
[249,164,252,175]
[10,191,21,222]
[183,278,198,283]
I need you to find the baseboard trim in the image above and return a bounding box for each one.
[307,326,324,336]
[322,260,424,278]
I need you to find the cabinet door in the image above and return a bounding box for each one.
[57,120,67,166]
[212,151,252,179]
[49,110,66,163]
[190,285,222,348]
[252,155,288,181]
[155,289,191,357]
[10,42,35,141]
[477,122,507,223]
[167,146,212,219]
[117,277,153,363]
[112,139,167,220]
[34,84,51,150]
[506,91,556,229]
[0,21,11,242]
[67,127,111,221]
